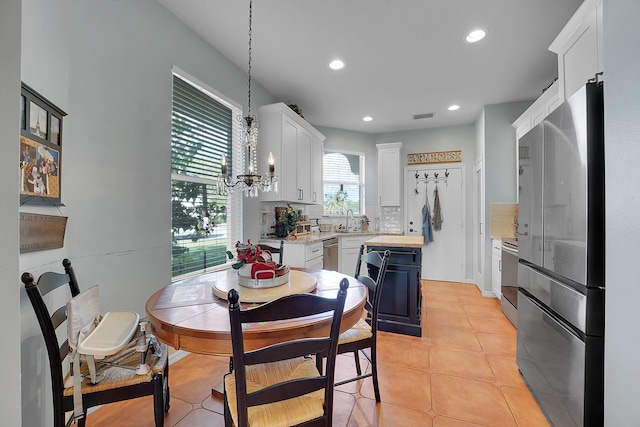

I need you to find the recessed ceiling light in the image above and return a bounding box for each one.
[329,59,345,70]
[362,116,373,122]
[465,29,487,43]
[448,104,460,111]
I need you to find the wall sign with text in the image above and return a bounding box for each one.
[407,150,462,165]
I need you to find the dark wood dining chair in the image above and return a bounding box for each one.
[22,259,170,427]
[257,240,284,264]
[317,246,390,402]
[223,279,349,427]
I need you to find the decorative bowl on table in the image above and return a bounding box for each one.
[229,240,291,288]
[237,263,290,289]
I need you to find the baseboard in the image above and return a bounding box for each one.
[169,349,190,364]
[481,290,498,298]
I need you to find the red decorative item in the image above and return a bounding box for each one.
[251,262,275,279]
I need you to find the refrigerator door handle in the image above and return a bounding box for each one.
[520,288,584,340]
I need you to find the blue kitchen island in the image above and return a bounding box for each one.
[364,235,423,337]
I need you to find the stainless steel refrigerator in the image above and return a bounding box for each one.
[516,81,604,426]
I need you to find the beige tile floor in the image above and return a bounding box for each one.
[87,280,550,426]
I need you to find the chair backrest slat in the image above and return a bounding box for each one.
[244,337,330,366]
[246,376,327,407]
[36,271,73,296]
[238,292,338,324]
[50,306,68,330]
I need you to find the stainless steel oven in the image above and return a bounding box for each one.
[500,239,518,327]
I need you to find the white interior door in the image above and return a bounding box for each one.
[405,165,465,282]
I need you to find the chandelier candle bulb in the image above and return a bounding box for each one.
[268,152,275,173]
[221,154,227,175]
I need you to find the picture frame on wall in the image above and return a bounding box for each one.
[20,83,67,205]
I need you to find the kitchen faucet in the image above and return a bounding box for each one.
[346,209,354,232]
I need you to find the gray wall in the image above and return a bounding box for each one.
[316,126,377,208]
[603,0,640,423]
[17,0,275,425]
[480,101,532,293]
[375,126,476,282]
[0,0,22,425]
[320,119,514,285]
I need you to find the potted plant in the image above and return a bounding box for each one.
[283,203,299,235]
[360,215,370,232]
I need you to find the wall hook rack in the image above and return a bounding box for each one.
[414,169,449,193]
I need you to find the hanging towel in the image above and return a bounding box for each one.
[422,198,434,244]
[432,186,443,231]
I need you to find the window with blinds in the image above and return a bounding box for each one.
[171,73,242,278]
[323,151,365,215]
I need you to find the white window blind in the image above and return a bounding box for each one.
[323,151,365,215]
[171,73,242,278]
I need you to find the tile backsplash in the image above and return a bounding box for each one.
[380,206,402,232]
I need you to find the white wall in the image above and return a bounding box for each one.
[0,1,22,425]
[18,0,276,425]
[603,1,640,423]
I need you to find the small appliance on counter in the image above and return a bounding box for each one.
[275,222,287,238]
[318,216,333,233]
[295,221,312,235]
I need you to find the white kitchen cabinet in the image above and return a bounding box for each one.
[376,142,402,206]
[296,127,312,203]
[283,241,323,268]
[338,235,371,274]
[258,103,325,204]
[512,80,561,141]
[311,136,323,205]
[376,142,403,206]
[491,239,502,299]
[549,0,603,101]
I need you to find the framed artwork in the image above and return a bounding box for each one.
[20,83,66,205]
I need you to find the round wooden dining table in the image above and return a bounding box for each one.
[146,267,367,356]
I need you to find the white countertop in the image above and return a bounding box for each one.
[260,230,403,245]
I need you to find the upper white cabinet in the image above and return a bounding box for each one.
[311,136,323,205]
[512,80,561,141]
[549,0,603,101]
[258,103,325,204]
[377,142,403,206]
[513,0,602,140]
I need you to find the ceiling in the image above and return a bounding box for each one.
[157,0,583,134]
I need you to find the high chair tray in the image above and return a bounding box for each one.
[78,311,139,357]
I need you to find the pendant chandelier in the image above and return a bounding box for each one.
[216,0,278,198]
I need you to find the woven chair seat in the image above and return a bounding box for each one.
[338,318,372,345]
[63,344,168,397]
[224,357,325,427]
